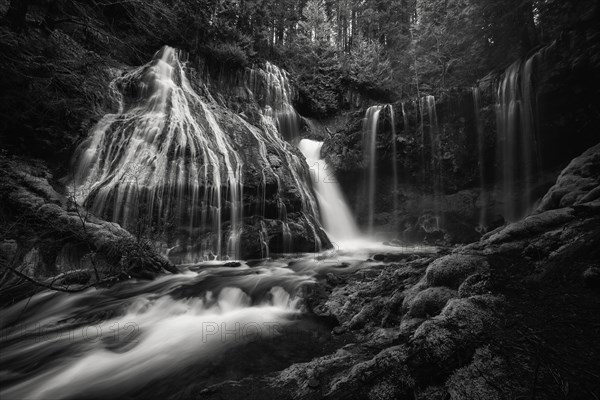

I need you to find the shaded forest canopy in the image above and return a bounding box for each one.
[2,0,591,98]
[0,0,597,167]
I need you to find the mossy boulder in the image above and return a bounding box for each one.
[425,254,488,289]
[406,287,457,318]
[409,296,499,375]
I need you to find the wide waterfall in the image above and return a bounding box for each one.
[298,139,360,243]
[72,46,325,261]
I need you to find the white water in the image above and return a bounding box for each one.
[423,95,442,228]
[389,104,399,225]
[495,47,546,222]
[401,101,409,134]
[298,139,361,243]
[363,106,384,234]
[472,87,488,229]
[0,264,311,399]
[0,246,442,399]
[71,46,324,260]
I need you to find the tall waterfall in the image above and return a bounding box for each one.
[389,104,399,225]
[422,95,442,227]
[72,46,324,260]
[401,101,409,134]
[362,106,384,234]
[495,49,544,222]
[298,139,360,242]
[472,87,488,228]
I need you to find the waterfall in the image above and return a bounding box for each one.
[388,104,399,226]
[245,62,301,142]
[495,49,543,222]
[298,139,360,242]
[472,87,488,229]
[362,106,384,234]
[423,95,442,228]
[401,101,409,134]
[72,46,324,260]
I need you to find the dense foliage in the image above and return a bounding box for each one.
[0,0,594,120]
[5,0,577,100]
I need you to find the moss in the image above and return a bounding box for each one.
[406,286,457,318]
[446,346,527,400]
[425,254,488,289]
[458,272,492,297]
[410,296,499,375]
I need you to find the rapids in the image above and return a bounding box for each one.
[0,248,434,400]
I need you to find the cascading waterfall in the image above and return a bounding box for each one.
[423,95,442,228]
[72,47,243,260]
[495,48,544,222]
[472,87,488,229]
[401,101,409,134]
[241,61,324,252]
[245,61,301,142]
[362,105,384,234]
[298,139,360,242]
[388,104,399,226]
[72,46,324,260]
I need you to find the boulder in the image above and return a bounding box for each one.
[405,287,457,318]
[425,254,488,289]
[537,142,600,212]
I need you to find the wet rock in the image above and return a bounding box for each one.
[373,254,386,261]
[224,261,242,267]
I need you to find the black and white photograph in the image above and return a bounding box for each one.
[0,0,599,398]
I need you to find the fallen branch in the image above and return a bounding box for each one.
[0,261,119,293]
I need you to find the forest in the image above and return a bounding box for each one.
[0,0,599,399]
